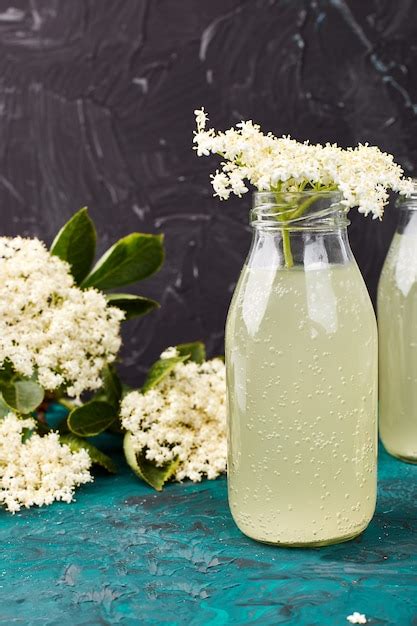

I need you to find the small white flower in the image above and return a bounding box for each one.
[228,170,249,197]
[347,612,367,624]
[194,107,208,132]
[160,346,179,360]
[121,352,227,483]
[211,171,231,200]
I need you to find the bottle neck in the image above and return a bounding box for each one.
[250,191,352,269]
[247,227,353,270]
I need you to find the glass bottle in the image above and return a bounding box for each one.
[378,182,417,462]
[225,191,378,546]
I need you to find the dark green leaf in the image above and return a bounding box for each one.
[21,427,34,443]
[101,364,122,408]
[0,380,44,414]
[176,341,206,364]
[0,393,12,417]
[50,207,96,284]
[0,360,15,382]
[36,420,51,436]
[106,293,159,320]
[60,434,117,473]
[108,419,124,435]
[123,432,178,490]
[121,382,133,399]
[81,233,164,290]
[142,355,188,393]
[67,401,117,437]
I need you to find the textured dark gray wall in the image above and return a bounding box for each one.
[0,0,416,381]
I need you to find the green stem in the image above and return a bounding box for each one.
[275,195,295,269]
[272,185,338,268]
[289,185,338,220]
[282,229,294,268]
[289,194,321,220]
[279,198,312,268]
[57,397,76,412]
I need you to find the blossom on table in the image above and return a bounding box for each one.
[347,612,367,624]
[0,413,92,513]
[193,108,413,219]
[0,237,124,398]
[120,349,226,482]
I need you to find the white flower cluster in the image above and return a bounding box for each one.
[347,612,367,624]
[194,108,413,219]
[0,413,92,513]
[0,237,124,397]
[120,349,227,482]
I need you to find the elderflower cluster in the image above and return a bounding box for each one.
[120,349,227,482]
[193,107,413,219]
[0,237,124,397]
[0,413,92,513]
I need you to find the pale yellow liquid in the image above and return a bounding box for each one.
[226,262,377,545]
[378,227,417,462]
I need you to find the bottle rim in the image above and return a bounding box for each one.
[251,190,349,230]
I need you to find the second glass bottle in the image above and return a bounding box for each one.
[378,181,417,462]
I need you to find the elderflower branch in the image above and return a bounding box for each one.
[120,348,227,484]
[0,237,124,399]
[193,108,413,219]
[0,207,165,510]
[194,108,412,266]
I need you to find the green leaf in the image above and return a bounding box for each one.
[53,417,69,434]
[176,341,206,364]
[60,434,117,473]
[50,207,96,284]
[121,382,133,399]
[123,432,179,490]
[0,380,44,414]
[0,393,12,417]
[142,355,188,393]
[67,401,117,437]
[106,293,159,320]
[81,233,164,291]
[0,360,15,382]
[108,420,124,435]
[101,365,122,408]
[36,420,51,436]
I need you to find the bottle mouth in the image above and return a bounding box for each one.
[251,191,349,230]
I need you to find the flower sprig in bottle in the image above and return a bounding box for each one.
[194,108,412,266]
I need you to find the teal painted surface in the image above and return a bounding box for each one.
[1,432,417,625]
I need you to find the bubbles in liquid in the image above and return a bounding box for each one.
[226,263,377,544]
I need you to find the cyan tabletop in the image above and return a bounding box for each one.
[2,443,417,626]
